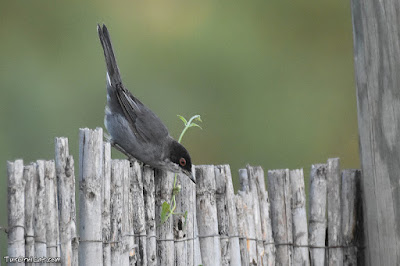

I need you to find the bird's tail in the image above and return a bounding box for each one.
[97,24,122,87]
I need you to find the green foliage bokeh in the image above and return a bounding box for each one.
[0,0,359,259]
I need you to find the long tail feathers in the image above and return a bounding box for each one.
[97,24,122,86]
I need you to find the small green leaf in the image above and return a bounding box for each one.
[177,115,188,125]
[161,201,171,224]
[189,123,202,130]
[194,115,202,122]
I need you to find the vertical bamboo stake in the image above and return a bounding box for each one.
[215,165,229,266]
[174,172,194,266]
[181,168,196,266]
[309,164,328,265]
[290,169,309,265]
[193,167,203,266]
[78,128,103,265]
[215,165,241,266]
[142,166,157,266]
[155,169,175,265]
[122,160,131,265]
[235,193,249,266]
[327,158,343,266]
[247,165,275,266]
[7,159,25,262]
[102,142,112,266]
[342,170,362,266]
[24,163,37,263]
[130,161,147,265]
[55,137,73,266]
[68,156,78,266]
[35,161,47,259]
[238,168,258,265]
[110,160,126,265]
[45,160,59,261]
[268,169,292,266]
[247,166,266,265]
[196,165,221,266]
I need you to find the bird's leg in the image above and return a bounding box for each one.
[104,133,137,166]
[113,143,138,167]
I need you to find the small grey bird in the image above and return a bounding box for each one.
[97,24,194,183]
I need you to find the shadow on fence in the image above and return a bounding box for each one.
[4,128,364,266]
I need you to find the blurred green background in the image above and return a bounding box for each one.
[0,0,359,259]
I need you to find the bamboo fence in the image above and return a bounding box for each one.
[4,128,364,266]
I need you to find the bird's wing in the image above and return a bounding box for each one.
[98,24,169,144]
[115,85,169,143]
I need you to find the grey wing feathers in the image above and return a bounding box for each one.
[116,88,169,144]
[98,24,169,143]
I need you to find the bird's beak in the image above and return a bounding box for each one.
[183,169,196,184]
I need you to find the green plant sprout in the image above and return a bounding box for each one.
[160,114,202,224]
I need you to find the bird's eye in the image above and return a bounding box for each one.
[179,158,186,167]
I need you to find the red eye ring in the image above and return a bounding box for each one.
[179,158,186,167]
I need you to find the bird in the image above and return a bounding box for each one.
[97,24,195,183]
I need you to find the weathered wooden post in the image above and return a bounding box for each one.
[35,161,47,259]
[102,142,112,266]
[45,160,59,261]
[7,159,25,263]
[238,168,257,265]
[55,137,75,266]
[341,169,363,266]
[327,158,343,265]
[290,169,309,266]
[24,163,37,263]
[155,169,175,265]
[78,128,103,265]
[351,0,400,264]
[247,166,275,266]
[268,169,292,266]
[308,164,327,266]
[109,159,127,265]
[142,166,157,266]
[215,165,241,266]
[130,161,147,265]
[196,165,221,266]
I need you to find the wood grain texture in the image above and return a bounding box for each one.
[215,165,241,266]
[55,138,73,266]
[341,169,363,266]
[351,0,400,264]
[267,169,292,266]
[78,128,103,265]
[327,158,343,266]
[238,168,258,265]
[110,160,126,266]
[130,161,147,265]
[155,169,175,265]
[290,169,309,266]
[24,163,37,263]
[142,166,157,266]
[195,165,221,266]
[45,160,59,261]
[248,166,275,266]
[35,161,47,260]
[246,166,265,266]
[7,159,25,261]
[174,171,196,266]
[308,164,327,266]
[102,142,112,266]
